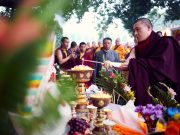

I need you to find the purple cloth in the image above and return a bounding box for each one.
[128,31,180,105]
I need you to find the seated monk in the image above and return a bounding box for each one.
[77,42,93,68]
[54,37,76,70]
[117,18,180,105]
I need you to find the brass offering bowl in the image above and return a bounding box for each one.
[67,69,94,83]
[90,94,112,109]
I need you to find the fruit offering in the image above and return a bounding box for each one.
[67,117,90,135]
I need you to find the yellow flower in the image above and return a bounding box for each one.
[174,113,180,122]
[127,91,135,100]
[128,91,134,96]
[156,121,166,132]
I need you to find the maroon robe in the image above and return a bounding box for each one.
[75,49,94,86]
[55,47,71,70]
[77,49,94,68]
[128,31,180,105]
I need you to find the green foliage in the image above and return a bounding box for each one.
[0,40,43,111]
[83,0,179,35]
[147,83,180,108]
[0,7,15,19]
[54,22,63,48]
[113,0,153,33]
[0,37,47,135]
[94,0,179,34]
[153,0,180,22]
[16,94,61,135]
[96,68,135,104]
[164,1,180,22]
[55,32,62,48]
[16,77,76,135]
[57,77,77,103]
[0,0,80,134]
[0,0,69,114]
[1,0,179,35]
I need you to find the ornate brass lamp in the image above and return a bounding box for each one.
[90,93,112,135]
[67,69,94,113]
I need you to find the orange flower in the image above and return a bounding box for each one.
[112,124,121,132]
[138,112,142,118]
[112,124,147,135]
[165,121,180,135]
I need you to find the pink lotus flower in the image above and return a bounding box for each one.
[168,88,176,99]
[109,72,115,78]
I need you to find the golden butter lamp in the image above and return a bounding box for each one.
[90,93,112,135]
[67,68,94,113]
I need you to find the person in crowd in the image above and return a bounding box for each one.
[91,41,97,54]
[76,42,94,86]
[94,37,120,80]
[68,41,78,68]
[86,42,91,49]
[78,42,86,61]
[125,42,132,59]
[84,41,94,61]
[68,41,78,54]
[112,38,126,61]
[92,41,97,48]
[118,18,180,105]
[54,37,76,70]
[77,42,93,67]
[125,42,132,53]
[95,41,103,52]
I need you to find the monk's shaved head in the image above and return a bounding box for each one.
[133,18,153,42]
[134,18,153,29]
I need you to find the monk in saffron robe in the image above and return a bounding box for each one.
[119,18,180,105]
[95,41,103,52]
[112,38,126,61]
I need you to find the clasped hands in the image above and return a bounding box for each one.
[70,52,77,59]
